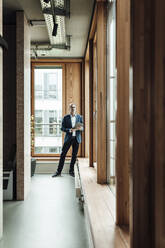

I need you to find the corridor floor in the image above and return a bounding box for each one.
[0,174,89,248]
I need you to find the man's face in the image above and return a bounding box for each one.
[70,104,76,116]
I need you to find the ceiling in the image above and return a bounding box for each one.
[3,0,94,58]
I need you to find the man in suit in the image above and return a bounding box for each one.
[52,103,83,177]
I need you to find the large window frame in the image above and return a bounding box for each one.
[31,62,65,157]
[85,0,130,227]
[106,1,117,194]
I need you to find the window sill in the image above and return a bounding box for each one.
[77,158,130,248]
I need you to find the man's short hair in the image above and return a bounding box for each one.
[69,103,76,109]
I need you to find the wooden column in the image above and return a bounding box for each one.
[81,61,85,157]
[116,0,130,225]
[89,39,94,167]
[154,1,165,247]
[96,2,107,183]
[93,42,97,163]
[84,59,89,158]
[130,0,155,247]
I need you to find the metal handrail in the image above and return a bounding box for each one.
[34,123,61,126]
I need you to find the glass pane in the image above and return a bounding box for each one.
[106,1,117,195]
[110,140,115,159]
[34,68,62,155]
[110,123,115,141]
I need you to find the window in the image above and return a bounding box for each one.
[35,110,43,136]
[35,110,43,123]
[107,2,117,195]
[49,147,57,153]
[43,73,58,100]
[33,67,63,155]
[35,147,42,154]
[49,117,55,135]
[35,75,43,99]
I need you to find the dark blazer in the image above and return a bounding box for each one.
[61,114,83,144]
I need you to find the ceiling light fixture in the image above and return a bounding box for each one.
[31,36,71,51]
[52,23,58,36]
[40,0,70,49]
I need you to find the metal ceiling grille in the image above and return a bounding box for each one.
[40,0,70,47]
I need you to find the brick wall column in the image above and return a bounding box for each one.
[16,11,31,200]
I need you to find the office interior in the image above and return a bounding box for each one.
[0,0,165,247]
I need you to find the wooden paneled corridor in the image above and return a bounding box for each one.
[1,0,165,247]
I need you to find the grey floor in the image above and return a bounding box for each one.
[0,174,89,248]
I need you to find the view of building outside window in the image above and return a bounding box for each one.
[34,68,62,154]
[107,2,116,195]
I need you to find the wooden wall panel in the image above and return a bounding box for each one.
[116,0,130,226]
[65,63,82,156]
[85,60,89,158]
[130,0,155,247]
[89,40,94,166]
[96,2,107,184]
[154,1,165,247]
[81,61,85,157]
[93,42,97,163]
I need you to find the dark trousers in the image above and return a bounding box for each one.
[57,137,79,173]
